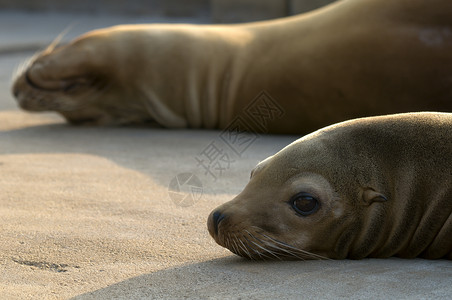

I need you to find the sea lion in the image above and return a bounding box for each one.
[207,112,452,260]
[11,0,452,134]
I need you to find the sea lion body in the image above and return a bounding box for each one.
[207,112,452,259]
[12,0,452,134]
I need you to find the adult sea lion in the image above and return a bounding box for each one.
[12,0,452,134]
[207,112,452,259]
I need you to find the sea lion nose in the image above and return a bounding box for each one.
[212,211,226,230]
[207,210,226,237]
[12,88,19,99]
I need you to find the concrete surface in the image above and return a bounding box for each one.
[0,0,210,18]
[0,12,210,55]
[0,12,451,300]
[211,0,288,23]
[0,0,338,23]
[290,0,337,14]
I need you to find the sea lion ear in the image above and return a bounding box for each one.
[361,188,388,206]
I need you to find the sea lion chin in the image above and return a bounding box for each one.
[207,112,452,260]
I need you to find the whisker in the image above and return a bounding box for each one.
[259,232,318,259]
[230,235,240,256]
[222,226,331,261]
[244,230,281,260]
[11,53,38,86]
[247,239,279,261]
[223,232,229,249]
[249,226,329,260]
[258,232,330,260]
[43,24,75,55]
[259,237,306,260]
[236,235,254,260]
[242,234,271,261]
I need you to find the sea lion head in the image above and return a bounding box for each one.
[11,29,160,126]
[207,117,400,260]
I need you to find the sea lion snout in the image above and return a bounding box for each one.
[207,210,226,238]
[206,169,345,260]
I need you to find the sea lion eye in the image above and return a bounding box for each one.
[290,193,320,216]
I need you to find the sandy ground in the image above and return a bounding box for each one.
[0,12,451,300]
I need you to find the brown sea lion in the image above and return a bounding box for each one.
[11,0,452,134]
[207,112,452,259]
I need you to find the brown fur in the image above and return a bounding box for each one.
[207,112,452,260]
[11,0,452,134]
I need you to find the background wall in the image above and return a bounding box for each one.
[0,0,337,22]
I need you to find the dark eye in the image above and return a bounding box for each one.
[290,193,320,216]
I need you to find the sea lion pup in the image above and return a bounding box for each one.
[11,0,452,134]
[207,112,452,260]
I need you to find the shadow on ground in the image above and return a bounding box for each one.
[73,257,452,299]
[1,112,297,195]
